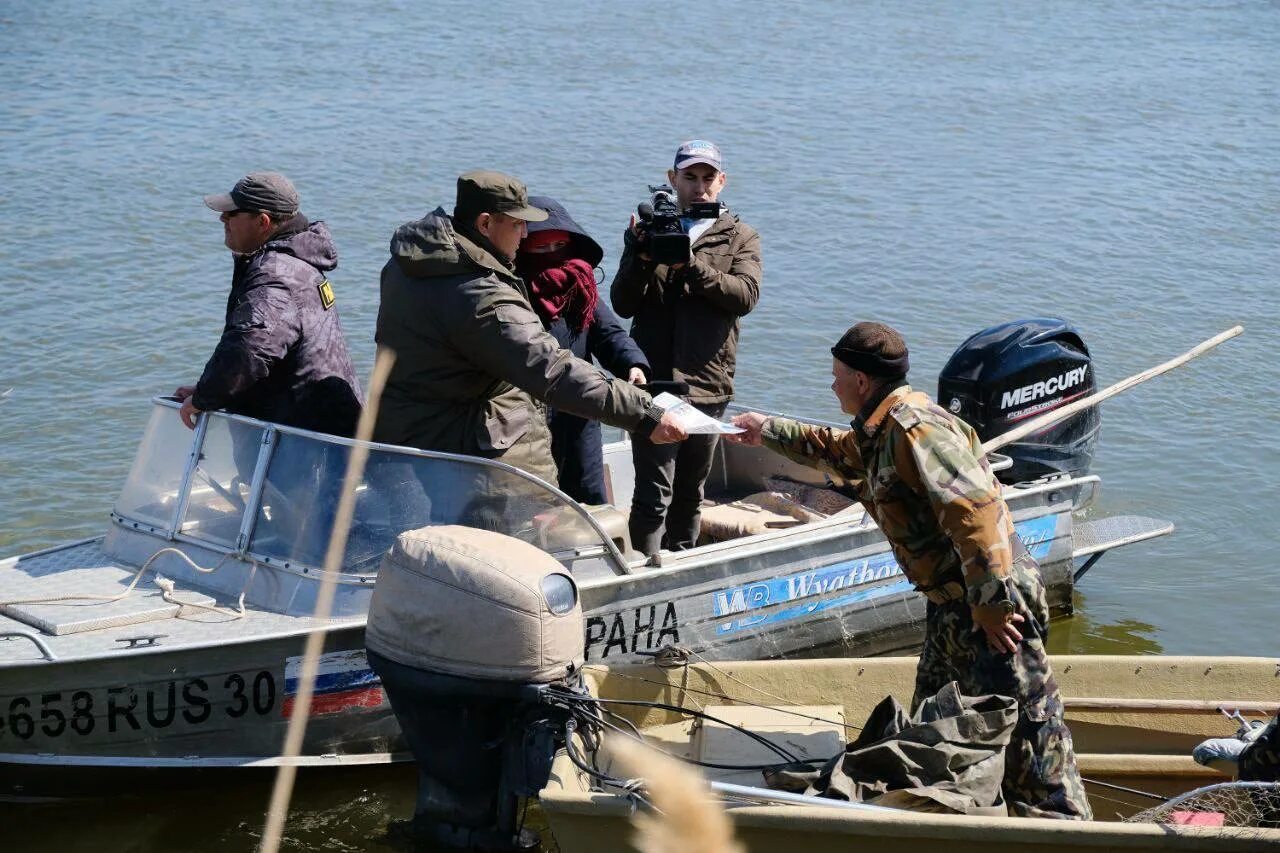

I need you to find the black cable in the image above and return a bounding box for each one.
[600,704,644,741]
[562,717,661,814]
[560,692,803,765]
[574,668,863,733]
[559,688,802,766]
[586,707,820,773]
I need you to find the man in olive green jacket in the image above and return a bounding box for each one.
[374,171,684,498]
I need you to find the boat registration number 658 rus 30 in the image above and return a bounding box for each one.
[2,669,277,741]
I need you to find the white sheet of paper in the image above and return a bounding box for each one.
[652,392,745,434]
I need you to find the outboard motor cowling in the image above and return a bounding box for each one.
[938,318,1100,484]
[366,525,586,851]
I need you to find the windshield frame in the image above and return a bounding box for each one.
[112,398,633,577]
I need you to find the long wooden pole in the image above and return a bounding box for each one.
[1065,696,1280,714]
[982,325,1243,456]
[259,348,395,853]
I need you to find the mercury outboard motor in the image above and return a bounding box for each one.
[938,318,1100,484]
[365,525,587,851]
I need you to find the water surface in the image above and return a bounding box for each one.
[1,0,1277,847]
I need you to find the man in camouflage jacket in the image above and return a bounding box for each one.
[729,322,1091,820]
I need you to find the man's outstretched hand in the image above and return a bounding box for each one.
[649,411,688,445]
[727,412,768,446]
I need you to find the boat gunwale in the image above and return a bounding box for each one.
[579,474,1098,591]
[539,786,1280,846]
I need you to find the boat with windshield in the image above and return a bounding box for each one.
[0,385,1170,796]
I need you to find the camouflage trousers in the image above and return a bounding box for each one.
[912,553,1093,820]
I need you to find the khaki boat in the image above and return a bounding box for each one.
[541,655,1280,851]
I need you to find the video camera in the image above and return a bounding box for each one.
[635,185,720,266]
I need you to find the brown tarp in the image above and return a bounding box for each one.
[764,681,1016,816]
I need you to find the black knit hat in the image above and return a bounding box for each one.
[831,322,910,378]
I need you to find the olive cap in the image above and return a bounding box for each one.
[454,170,549,222]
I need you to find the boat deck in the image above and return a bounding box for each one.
[0,539,353,667]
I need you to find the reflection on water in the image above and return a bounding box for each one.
[1048,591,1163,656]
[0,764,573,852]
[2,767,414,853]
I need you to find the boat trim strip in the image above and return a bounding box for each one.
[0,750,410,769]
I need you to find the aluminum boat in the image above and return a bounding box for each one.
[0,397,1170,795]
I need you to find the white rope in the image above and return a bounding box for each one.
[0,547,256,621]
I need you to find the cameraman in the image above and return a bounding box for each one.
[611,140,762,556]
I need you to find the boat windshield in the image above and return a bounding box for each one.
[113,401,611,573]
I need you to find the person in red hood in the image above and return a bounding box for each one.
[516,196,650,505]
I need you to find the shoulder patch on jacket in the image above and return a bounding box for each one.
[886,401,922,430]
[317,279,335,310]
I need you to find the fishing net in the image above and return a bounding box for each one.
[1125,782,1280,829]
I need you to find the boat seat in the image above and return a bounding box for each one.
[698,491,830,544]
[536,503,633,557]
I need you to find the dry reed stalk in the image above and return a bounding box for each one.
[259,348,395,853]
[608,735,745,853]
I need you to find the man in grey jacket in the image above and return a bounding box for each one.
[374,171,685,498]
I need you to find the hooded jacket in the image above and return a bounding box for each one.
[373,208,656,484]
[193,217,363,436]
[610,210,761,405]
[520,196,650,504]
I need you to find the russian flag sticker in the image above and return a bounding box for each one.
[282,649,385,717]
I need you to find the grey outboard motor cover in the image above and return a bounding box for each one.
[938,318,1100,484]
[365,526,586,851]
[366,525,584,681]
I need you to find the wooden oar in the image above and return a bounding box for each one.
[982,325,1244,456]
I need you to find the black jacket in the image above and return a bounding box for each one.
[193,217,363,437]
[545,304,649,504]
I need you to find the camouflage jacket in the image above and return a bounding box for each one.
[762,386,1014,608]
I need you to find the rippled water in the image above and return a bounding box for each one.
[1,0,1277,847]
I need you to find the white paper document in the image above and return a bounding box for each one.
[652,392,745,434]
